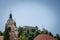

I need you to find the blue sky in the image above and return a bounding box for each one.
[0,0,60,35]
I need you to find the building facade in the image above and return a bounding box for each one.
[6,13,18,40]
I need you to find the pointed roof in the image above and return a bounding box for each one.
[9,11,12,19]
[9,13,12,19]
[7,11,13,23]
[7,11,17,26]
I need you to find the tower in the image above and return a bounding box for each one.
[6,12,18,40]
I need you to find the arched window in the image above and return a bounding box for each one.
[8,27,11,32]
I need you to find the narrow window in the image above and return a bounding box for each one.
[8,27,11,32]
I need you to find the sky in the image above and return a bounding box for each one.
[0,0,60,35]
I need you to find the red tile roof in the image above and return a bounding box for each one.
[34,34,56,40]
[0,36,4,40]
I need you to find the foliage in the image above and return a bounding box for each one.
[34,30,41,37]
[18,26,41,40]
[18,26,60,40]
[54,34,60,40]
[3,26,60,40]
[48,32,53,37]
[0,31,3,36]
[19,34,28,40]
[41,28,48,34]
[18,26,23,37]
[4,24,10,40]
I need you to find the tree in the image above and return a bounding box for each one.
[0,31,2,36]
[48,32,53,37]
[34,30,41,37]
[28,36,33,40]
[18,26,23,37]
[55,34,60,40]
[4,24,10,40]
[19,34,28,40]
[31,29,36,32]
[41,28,48,34]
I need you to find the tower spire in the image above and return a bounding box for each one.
[9,10,12,19]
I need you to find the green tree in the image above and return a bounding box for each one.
[19,34,28,40]
[4,25,10,40]
[30,29,36,32]
[28,36,33,40]
[34,30,41,37]
[48,32,53,37]
[28,31,34,40]
[0,31,3,36]
[56,34,60,40]
[41,28,48,34]
[18,26,23,37]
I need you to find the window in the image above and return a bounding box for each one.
[8,27,11,32]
